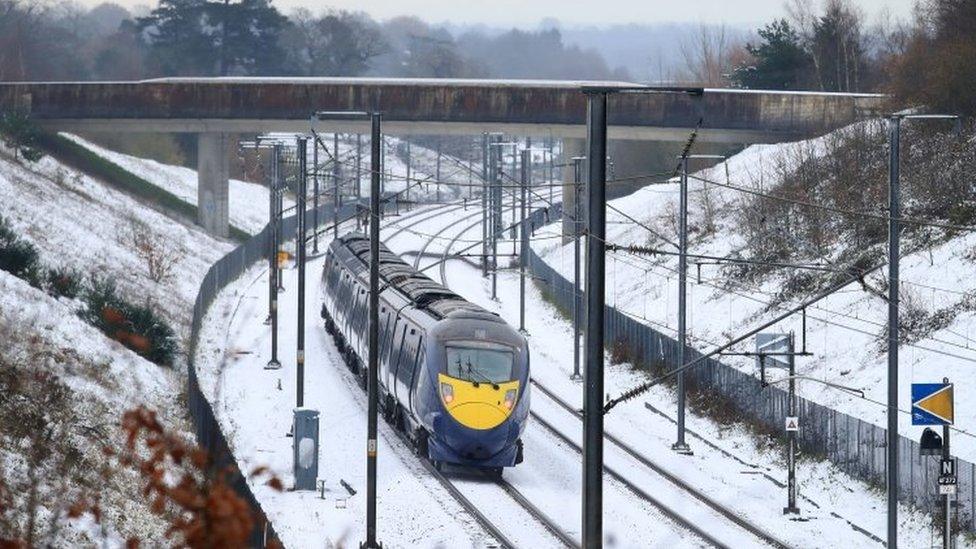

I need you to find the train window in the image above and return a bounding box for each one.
[445,342,514,384]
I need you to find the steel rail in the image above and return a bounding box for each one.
[321,310,516,548]
[383,200,468,241]
[422,462,519,549]
[530,379,791,549]
[491,476,579,549]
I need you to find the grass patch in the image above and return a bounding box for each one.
[35,133,250,242]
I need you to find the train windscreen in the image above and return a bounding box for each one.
[445,343,514,384]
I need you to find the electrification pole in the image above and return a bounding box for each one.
[333,133,341,238]
[942,387,952,549]
[380,135,386,198]
[481,132,489,277]
[406,140,412,211]
[356,134,362,199]
[276,149,285,293]
[525,137,532,238]
[886,115,900,549]
[312,138,320,252]
[673,156,692,454]
[266,144,282,370]
[364,112,382,549]
[548,137,554,205]
[571,155,584,381]
[295,136,307,408]
[510,143,517,245]
[583,90,607,549]
[519,148,530,334]
[436,138,442,203]
[785,333,799,514]
[490,137,502,300]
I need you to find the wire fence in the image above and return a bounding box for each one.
[187,200,358,547]
[524,204,975,536]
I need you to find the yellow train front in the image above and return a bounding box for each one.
[321,233,529,474]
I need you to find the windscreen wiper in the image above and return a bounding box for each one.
[466,360,499,390]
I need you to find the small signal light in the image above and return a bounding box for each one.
[441,382,454,405]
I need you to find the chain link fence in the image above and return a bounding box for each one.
[524,204,974,535]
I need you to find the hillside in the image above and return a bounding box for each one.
[0,140,231,542]
[534,120,976,460]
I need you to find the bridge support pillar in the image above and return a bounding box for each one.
[561,137,585,244]
[197,133,230,238]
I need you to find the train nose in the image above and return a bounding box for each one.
[449,402,509,431]
[456,437,505,460]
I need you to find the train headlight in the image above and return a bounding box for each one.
[440,382,454,405]
[503,389,517,410]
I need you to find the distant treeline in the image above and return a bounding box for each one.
[0,0,627,83]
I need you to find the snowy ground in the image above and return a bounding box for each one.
[192,191,939,547]
[0,142,232,330]
[0,269,194,544]
[194,224,493,548]
[531,130,976,463]
[63,133,281,234]
[383,200,939,548]
[0,140,208,542]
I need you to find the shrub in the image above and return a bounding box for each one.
[46,266,83,299]
[0,215,41,285]
[0,111,43,162]
[81,276,178,367]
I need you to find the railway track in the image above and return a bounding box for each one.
[323,327,578,548]
[530,379,792,549]
[319,318,518,548]
[402,198,791,549]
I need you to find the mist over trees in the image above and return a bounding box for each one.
[0,0,628,82]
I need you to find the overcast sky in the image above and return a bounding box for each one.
[92,0,916,27]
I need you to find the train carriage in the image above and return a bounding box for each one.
[321,233,529,473]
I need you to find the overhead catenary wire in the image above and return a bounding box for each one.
[687,172,976,234]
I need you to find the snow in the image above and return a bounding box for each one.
[0,139,238,542]
[192,193,936,546]
[0,142,233,330]
[0,264,189,544]
[380,196,940,547]
[193,237,493,548]
[531,127,976,464]
[43,121,957,545]
[61,133,279,234]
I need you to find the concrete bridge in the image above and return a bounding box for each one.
[0,77,884,237]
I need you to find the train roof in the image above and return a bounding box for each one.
[332,232,501,322]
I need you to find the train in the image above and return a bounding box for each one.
[320,232,529,475]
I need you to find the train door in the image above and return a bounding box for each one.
[387,321,408,394]
[377,305,395,390]
[395,328,422,414]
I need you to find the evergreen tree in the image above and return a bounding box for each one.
[731,20,812,90]
[0,111,43,162]
[138,0,288,76]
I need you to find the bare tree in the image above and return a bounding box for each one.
[119,219,178,284]
[677,24,743,86]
